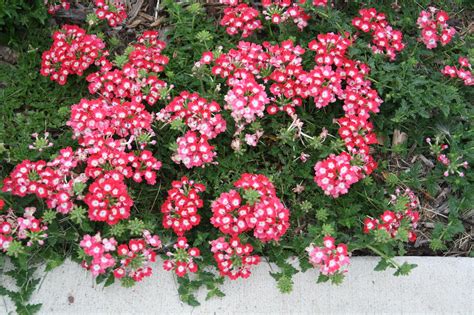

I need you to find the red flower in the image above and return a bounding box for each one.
[210,236,260,279]
[163,236,201,277]
[40,25,108,85]
[161,177,206,236]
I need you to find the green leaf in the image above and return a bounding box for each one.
[374,258,391,272]
[394,262,417,276]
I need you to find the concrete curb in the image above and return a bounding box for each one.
[1,257,473,314]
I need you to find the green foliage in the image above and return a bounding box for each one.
[0,258,42,315]
[0,0,48,44]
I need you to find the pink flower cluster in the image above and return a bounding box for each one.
[314,152,376,198]
[441,57,473,86]
[80,233,117,276]
[417,7,456,49]
[161,177,206,236]
[158,91,226,139]
[352,8,405,60]
[80,231,161,282]
[211,173,289,242]
[306,236,350,276]
[363,188,420,242]
[157,91,227,168]
[210,236,260,279]
[220,2,262,38]
[40,25,109,85]
[45,0,70,14]
[163,237,200,277]
[203,35,382,197]
[0,207,48,252]
[94,0,127,27]
[426,137,469,177]
[262,0,310,30]
[174,131,217,169]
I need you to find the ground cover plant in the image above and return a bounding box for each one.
[0,0,473,313]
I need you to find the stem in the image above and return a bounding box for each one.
[367,245,401,269]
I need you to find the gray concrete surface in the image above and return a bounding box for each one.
[1,256,473,314]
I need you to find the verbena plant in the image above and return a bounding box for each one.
[0,0,472,313]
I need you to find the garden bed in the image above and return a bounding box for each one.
[0,0,472,313]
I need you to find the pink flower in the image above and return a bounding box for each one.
[306,237,350,276]
[441,57,473,86]
[94,0,127,27]
[175,131,217,168]
[417,8,456,49]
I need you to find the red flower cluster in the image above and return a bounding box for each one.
[161,177,206,236]
[417,7,456,49]
[220,2,262,38]
[308,32,352,67]
[68,99,153,145]
[86,31,169,106]
[94,0,127,27]
[219,0,328,36]
[114,231,161,281]
[58,32,169,225]
[1,207,48,252]
[262,0,310,30]
[338,116,377,155]
[163,237,200,277]
[85,147,161,185]
[352,8,405,60]
[84,172,133,225]
[210,236,260,279]
[363,188,420,242]
[441,57,473,86]
[2,159,76,214]
[45,0,70,14]
[310,0,327,5]
[306,236,350,276]
[211,173,289,242]
[40,25,108,85]
[158,91,226,139]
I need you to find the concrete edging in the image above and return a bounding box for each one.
[1,256,473,314]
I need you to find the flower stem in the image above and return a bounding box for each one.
[366,244,401,269]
